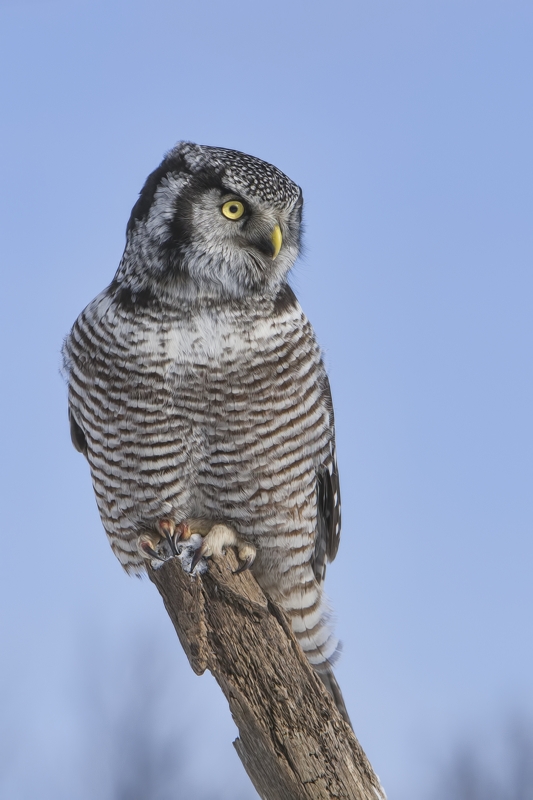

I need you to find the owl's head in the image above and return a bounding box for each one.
[115,142,303,301]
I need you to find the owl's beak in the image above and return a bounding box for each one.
[271,224,282,260]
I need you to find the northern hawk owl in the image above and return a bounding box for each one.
[63,142,348,722]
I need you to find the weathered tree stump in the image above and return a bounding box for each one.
[148,552,386,800]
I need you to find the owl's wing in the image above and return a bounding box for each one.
[312,377,341,583]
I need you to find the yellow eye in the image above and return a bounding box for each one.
[221,200,245,220]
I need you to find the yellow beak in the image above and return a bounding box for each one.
[271,224,282,260]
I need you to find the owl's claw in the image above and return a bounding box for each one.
[190,543,206,573]
[137,519,179,564]
[233,553,256,574]
[137,533,167,562]
[156,518,178,554]
[174,521,192,547]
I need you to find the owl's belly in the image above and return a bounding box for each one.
[88,351,325,568]
[196,392,318,516]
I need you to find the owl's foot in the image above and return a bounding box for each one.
[177,522,256,574]
[137,519,255,576]
[137,518,179,562]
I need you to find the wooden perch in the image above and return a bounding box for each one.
[148,551,387,800]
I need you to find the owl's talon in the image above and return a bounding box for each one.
[137,533,166,562]
[174,521,191,545]
[190,543,206,572]
[233,554,255,574]
[158,518,178,555]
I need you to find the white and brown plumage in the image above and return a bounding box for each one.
[63,142,347,720]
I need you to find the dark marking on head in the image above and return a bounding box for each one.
[127,163,173,235]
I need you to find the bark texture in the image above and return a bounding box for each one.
[148,552,387,800]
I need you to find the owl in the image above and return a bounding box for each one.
[63,142,348,722]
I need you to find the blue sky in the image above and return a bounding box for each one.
[1,1,532,798]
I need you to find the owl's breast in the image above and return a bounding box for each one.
[163,303,321,424]
[159,303,333,528]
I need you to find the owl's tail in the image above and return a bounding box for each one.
[315,664,352,726]
[257,563,351,724]
[284,592,352,726]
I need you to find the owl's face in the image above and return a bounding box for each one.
[116,142,303,301]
